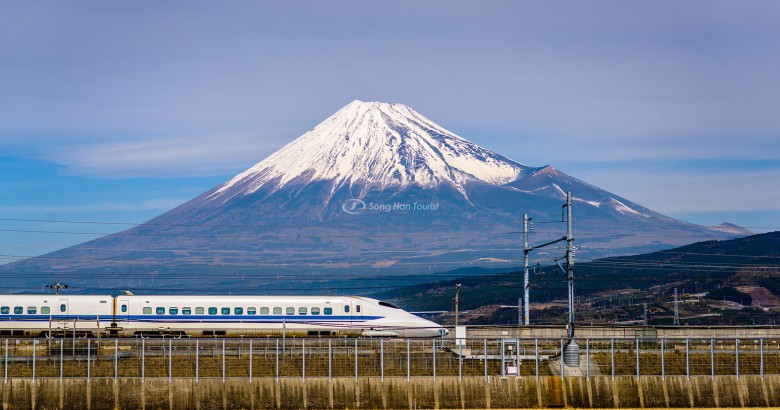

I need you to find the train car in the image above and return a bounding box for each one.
[116,295,446,338]
[0,295,114,337]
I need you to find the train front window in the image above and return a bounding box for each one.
[169,308,178,315]
[208,307,217,315]
[143,307,152,314]
[0,307,8,314]
[41,306,50,314]
[298,307,307,315]
[311,307,320,315]
[234,307,243,315]
[221,307,230,315]
[323,307,333,315]
[27,307,36,314]
[378,301,400,309]
[14,307,22,314]
[156,307,165,315]
[285,307,295,315]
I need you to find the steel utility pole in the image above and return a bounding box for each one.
[674,288,680,326]
[454,283,461,326]
[565,191,575,341]
[643,303,648,326]
[46,282,68,295]
[523,214,530,325]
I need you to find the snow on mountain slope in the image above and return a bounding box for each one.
[209,100,529,202]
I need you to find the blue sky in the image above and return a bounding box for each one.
[1,1,779,262]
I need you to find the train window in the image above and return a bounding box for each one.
[195,307,204,314]
[273,307,282,314]
[208,307,217,315]
[323,307,332,315]
[182,307,192,315]
[298,307,307,315]
[169,308,178,315]
[356,305,361,313]
[156,307,165,315]
[14,307,22,314]
[247,307,256,315]
[143,307,152,314]
[121,305,128,313]
[260,307,269,315]
[41,306,51,314]
[27,307,37,314]
[286,307,295,315]
[378,301,400,309]
[0,307,8,314]
[234,307,243,315]
[344,305,350,313]
[221,307,230,315]
[311,307,320,315]
[60,304,66,312]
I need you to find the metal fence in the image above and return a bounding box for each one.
[1,337,779,382]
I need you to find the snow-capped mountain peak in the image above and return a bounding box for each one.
[209,100,529,201]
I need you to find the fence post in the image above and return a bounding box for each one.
[60,339,63,382]
[302,339,306,384]
[535,338,539,381]
[735,339,739,379]
[760,338,764,379]
[486,339,490,381]
[168,339,173,383]
[610,338,614,380]
[685,338,690,380]
[560,338,564,380]
[458,339,463,382]
[4,339,7,384]
[354,338,358,383]
[380,339,384,383]
[635,338,640,380]
[433,338,437,382]
[32,339,36,383]
[222,339,226,383]
[87,339,91,383]
[501,338,505,377]
[585,338,590,379]
[275,339,279,383]
[328,339,332,383]
[661,338,665,380]
[408,339,411,382]
[142,338,145,383]
[196,340,199,384]
[249,339,253,383]
[114,339,118,381]
[710,338,714,380]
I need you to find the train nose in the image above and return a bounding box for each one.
[438,328,449,337]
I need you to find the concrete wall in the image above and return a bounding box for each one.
[466,325,780,340]
[2,375,780,409]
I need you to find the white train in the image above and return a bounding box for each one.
[0,294,447,338]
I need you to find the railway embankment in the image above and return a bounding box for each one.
[2,375,779,409]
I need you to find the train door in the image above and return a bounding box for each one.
[354,301,362,322]
[118,299,129,322]
[343,300,354,323]
[57,298,69,329]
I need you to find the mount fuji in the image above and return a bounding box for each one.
[8,101,749,292]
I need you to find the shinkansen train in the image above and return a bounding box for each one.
[0,294,447,338]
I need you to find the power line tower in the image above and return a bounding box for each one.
[454,283,461,326]
[46,282,68,295]
[673,288,680,326]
